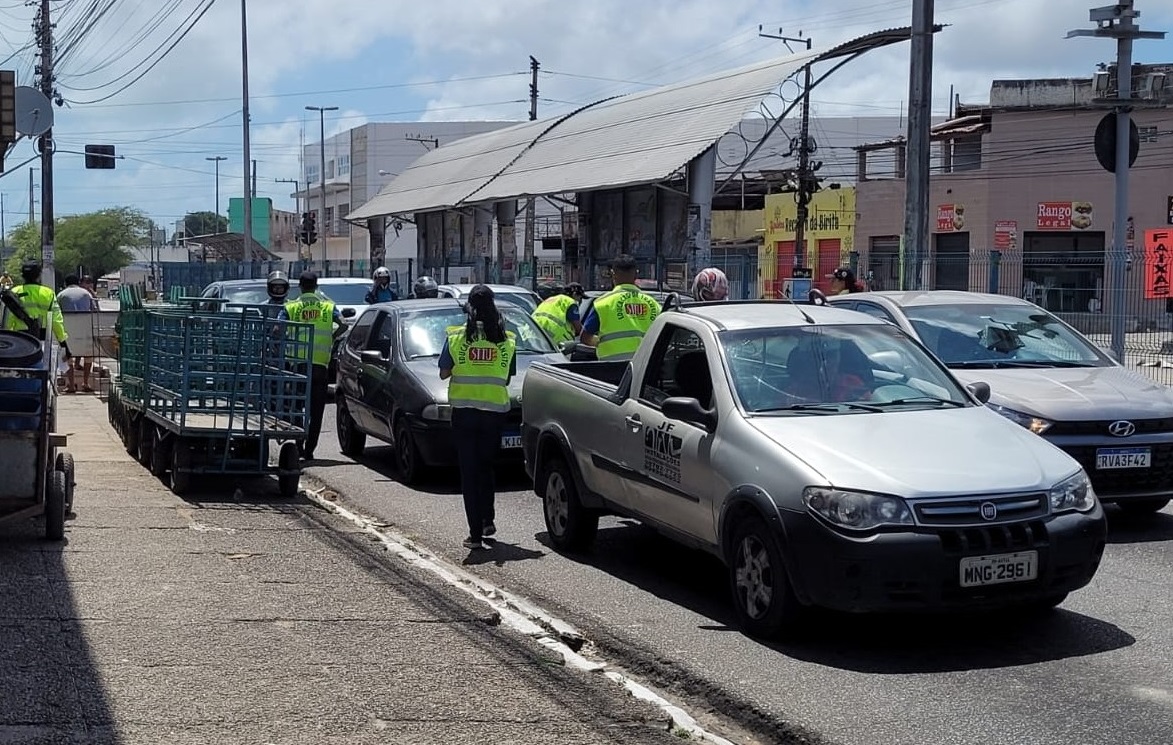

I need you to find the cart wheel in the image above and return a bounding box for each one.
[169,440,192,496]
[45,470,67,541]
[277,442,301,499]
[149,435,170,479]
[137,419,154,467]
[55,451,76,514]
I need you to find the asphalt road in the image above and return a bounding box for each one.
[309,406,1173,745]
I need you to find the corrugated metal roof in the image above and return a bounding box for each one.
[347,50,815,221]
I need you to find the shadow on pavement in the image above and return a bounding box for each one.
[462,539,546,567]
[352,443,531,496]
[0,522,117,741]
[538,520,1135,675]
[1104,507,1173,544]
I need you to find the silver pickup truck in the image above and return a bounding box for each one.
[521,300,1108,638]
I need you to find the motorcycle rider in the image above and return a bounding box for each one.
[412,275,439,299]
[365,266,398,303]
[266,270,290,305]
[691,267,730,302]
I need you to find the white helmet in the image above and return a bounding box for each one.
[374,266,391,280]
[691,267,729,302]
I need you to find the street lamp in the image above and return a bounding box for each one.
[205,155,228,263]
[305,105,338,264]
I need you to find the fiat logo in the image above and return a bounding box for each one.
[1108,420,1136,437]
[979,502,998,521]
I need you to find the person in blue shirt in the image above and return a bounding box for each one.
[365,266,398,304]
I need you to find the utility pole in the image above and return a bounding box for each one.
[902,0,934,291]
[759,27,816,273]
[306,105,338,264]
[1,193,6,257]
[524,55,539,289]
[251,159,257,198]
[205,156,226,263]
[35,0,56,289]
[27,168,34,223]
[241,0,253,257]
[1068,2,1164,363]
[405,134,439,150]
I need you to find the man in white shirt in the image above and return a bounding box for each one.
[57,274,98,393]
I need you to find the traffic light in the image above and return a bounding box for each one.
[298,212,318,245]
[84,144,117,169]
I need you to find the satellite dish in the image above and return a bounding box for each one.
[15,86,53,137]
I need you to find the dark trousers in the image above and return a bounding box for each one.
[452,407,505,540]
[304,364,329,455]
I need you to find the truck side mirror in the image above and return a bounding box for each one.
[966,381,991,404]
[341,307,357,318]
[661,396,717,432]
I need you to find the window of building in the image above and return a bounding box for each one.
[305,164,319,186]
[325,206,334,234]
[1022,231,1106,313]
[336,203,350,236]
[337,154,350,175]
[325,160,335,179]
[952,136,982,171]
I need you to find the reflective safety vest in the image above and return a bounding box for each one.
[531,294,576,345]
[592,285,660,361]
[283,292,336,367]
[446,324,516,413]
[3,283,67,343]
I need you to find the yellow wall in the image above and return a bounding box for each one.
[760,188,857,297]
[712,210,764,242]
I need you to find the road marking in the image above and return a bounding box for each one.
[301,484,738,745]
[1132,686,1173,708]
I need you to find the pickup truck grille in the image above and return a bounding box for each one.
[1046,417,1173,437]
[1062,442,1173,495]
[912,493,1048,526]
[935,520,1048,556]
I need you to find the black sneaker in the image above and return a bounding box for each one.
[483,522,497,538]
[462,537,487,550]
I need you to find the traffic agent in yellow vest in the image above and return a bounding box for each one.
[443,324,517,412]
[2,262,68,345]
[280,290,342,367]
[582,284,661,360]
[531,293,581,345]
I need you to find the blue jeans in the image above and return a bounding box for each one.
[452,407,505,540]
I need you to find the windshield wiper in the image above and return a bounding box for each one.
[871,396,966,408]
[947,360,1093,369]
[755,402,883,414]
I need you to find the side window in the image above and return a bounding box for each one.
[366,312,396,357]
[854,302,897,324]
[639,325,711,408]
[346,310,378,351]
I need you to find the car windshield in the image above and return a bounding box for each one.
[220,281,369,306]
[487,290,538,313]
[400,306,556,358]
[902,302,1108,368]
[722,323,970,415]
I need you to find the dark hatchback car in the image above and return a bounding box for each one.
[334,299,563,483]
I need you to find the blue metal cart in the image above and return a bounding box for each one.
[109,291,313,497]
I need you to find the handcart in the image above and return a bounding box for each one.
[0,293,73,540]
[108,288,313,498]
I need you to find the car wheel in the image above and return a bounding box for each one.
[393,417,425,485]
[1116,498,1170,515]
[542,455,598,552]
[336,400,366,458]
[277,441,301,499]
[728,515,801,639]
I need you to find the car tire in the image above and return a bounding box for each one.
[394,417,425,485]
[542,455,598,552]
[336,400,366,458]
[1116,498,1170,515]
[728,515,802,639]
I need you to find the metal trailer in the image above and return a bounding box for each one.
[108,291,313,498]
[0,329,73,540]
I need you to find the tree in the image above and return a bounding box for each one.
[3,206,149,282]
[184,211,228,237]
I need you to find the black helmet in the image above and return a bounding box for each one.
[267,270,289,300]
[20,261,41,283]
[413,275,438,299]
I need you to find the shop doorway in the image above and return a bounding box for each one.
[1022,232,1105,313]
[772,240,796,297]
[816,238,842,293]
[867,237,901,291]
[934,233,970,290]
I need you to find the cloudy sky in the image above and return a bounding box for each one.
[1,0,1170,236]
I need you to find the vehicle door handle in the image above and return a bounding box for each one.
[624,414,642,429]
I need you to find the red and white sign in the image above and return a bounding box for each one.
[1037,201,1094,230]
[994,220,1018,251]
[936,204,965,232]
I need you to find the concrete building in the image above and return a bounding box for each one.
[853,64,1173,326]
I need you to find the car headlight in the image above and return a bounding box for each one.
[422,403,452,422]
[1049,471,1097,514]
[988,404,1052,434]
[802,487,914,531]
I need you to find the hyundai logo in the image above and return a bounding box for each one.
[1108,420,1136,437]
[979,502,998,521]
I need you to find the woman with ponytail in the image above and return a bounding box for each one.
[438,285,517,550]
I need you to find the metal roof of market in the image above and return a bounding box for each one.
[347,27,919,222]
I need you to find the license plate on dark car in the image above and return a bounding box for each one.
[959,551,1038,588]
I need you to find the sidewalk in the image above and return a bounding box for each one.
[0,395,683,744]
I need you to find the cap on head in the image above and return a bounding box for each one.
[20,261,41,282]
[828,267,855,282]
[566,282,586,299]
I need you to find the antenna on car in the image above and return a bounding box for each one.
[778,287,815,324]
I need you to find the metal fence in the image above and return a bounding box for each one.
[859,247,1173,385]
